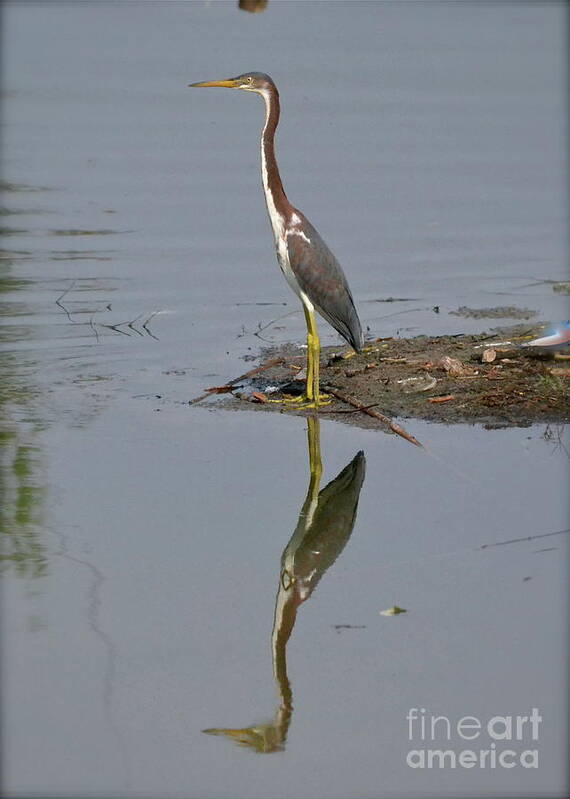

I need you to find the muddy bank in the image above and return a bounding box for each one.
[199,324,569,430]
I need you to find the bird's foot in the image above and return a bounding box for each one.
[293,396,332,410]
[267,392,331,408]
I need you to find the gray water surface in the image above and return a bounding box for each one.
[1,2,568,797]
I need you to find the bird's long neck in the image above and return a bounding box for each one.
[259,86,291,239]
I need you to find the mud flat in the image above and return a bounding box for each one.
[200,323,570,431]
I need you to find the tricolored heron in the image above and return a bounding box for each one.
[189,72,364,408]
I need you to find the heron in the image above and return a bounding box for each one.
[189,72,364,408]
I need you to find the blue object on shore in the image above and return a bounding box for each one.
[522,321,570,350]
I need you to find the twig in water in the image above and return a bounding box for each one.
[89,313,100,343]
[236,302,287,307]
[252,310,299,342]
[142,311,159,340]
[55,279,77,322]
[479,528,570,550]
[127,312,146,337]
[99,321,132,337]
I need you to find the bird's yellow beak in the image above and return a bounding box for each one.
[188,79,240,89]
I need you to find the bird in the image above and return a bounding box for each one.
[189,72,364,408]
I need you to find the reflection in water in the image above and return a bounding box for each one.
[0,180,155,576]
[48,526,132,788]
[0,187,112,577]
[0,433,46,578]
[204,417,366,752]
[0,227,119,237]
[0,265,47,577]
[1,177,129,778]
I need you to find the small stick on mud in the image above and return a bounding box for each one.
[189,357,287,404]
[320,403,380,415]
[322,385,423,448]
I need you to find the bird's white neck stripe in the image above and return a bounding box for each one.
[259,88,286,243]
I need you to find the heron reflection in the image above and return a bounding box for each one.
[203,417,366,752]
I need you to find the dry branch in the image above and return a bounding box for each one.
[322,385,423,448]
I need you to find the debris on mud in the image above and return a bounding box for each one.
[192,324,569,430]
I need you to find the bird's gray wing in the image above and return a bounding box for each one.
[285,218,363,351]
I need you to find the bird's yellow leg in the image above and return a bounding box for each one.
[269,304,330,408]
[295,305,330,408]
[307,416,323,494]
[305,306,316,401]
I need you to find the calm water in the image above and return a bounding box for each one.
[1,2,568,797]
